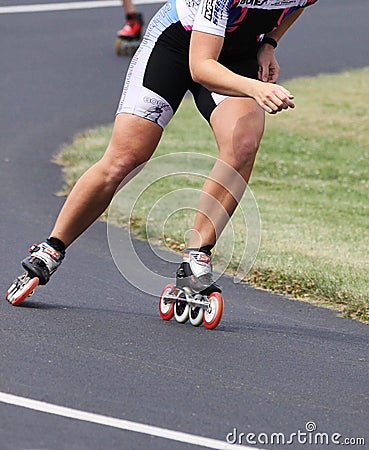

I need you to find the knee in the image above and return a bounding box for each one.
[217,111,264,171]
[236,134,261,161]
[222,133,261,171]
[99,149,148,186]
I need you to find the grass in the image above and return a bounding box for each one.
[56,68,369,322]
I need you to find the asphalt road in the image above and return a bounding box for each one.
[0,1,368,449]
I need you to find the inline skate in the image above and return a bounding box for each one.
[159,250,224,329]
[6,241,64,306]
[115,13,143,57]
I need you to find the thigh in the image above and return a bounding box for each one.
[210,97,265,151]
[117,23,192,130]
[210,97,265,184]
[106,113,163,165]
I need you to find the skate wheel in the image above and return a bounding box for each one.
[6,276,39,306]
[159,284,175,321]
[115,38,122,56]
[128,46,138,57]
[203,292,224,330]
[189,306,204,327]
[174,294,189,324]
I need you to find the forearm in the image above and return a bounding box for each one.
[265,9,304,44]
[189,32,262,98]
[190,57,261,98]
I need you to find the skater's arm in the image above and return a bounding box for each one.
[189,32,295,114]
[257,8,305,83]
[263,8,304,44]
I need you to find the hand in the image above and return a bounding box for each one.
[251,80,295,114]
[257,44,280,83]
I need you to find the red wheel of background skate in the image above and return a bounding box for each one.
[159,284,175,320]
[203,292,224,330]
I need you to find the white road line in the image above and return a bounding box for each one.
[0,392,258,450]
[0,0,160,14]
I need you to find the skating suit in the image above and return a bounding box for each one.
[117,0,318,128]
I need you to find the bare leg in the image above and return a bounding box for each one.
[122,0,135,15]
[50,114,162,247]
[188,97,265,249]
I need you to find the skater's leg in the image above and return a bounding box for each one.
[122,0,135,16]
[187,97,265,249]
[50,113,162,247]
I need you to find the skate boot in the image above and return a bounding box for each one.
[6,241,65,306]
[159,250,224,329]
[115,13,143,56]
[117,12,143,40]
[176,250,221,295]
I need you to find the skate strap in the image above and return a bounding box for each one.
[30,242,64,269]
[183,251,211,265]
[183,251,212,279]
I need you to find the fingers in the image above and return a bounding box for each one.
[258,61,280,83]
[251,79,295,114]
[269,95,294,113]
[259,65,277,83]
[262,87,295,114]
[259,64,268,82]
[258,66,263,82]
[268,70,279,84]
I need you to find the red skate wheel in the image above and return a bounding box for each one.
[203,292,224,330]
[159,284,175,321]
[8,277,39,306]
